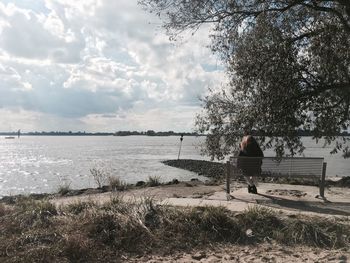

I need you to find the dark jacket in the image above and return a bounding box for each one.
[237,142,263,176]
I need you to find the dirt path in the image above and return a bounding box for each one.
[129,244,349,263]
[52,181,350,219]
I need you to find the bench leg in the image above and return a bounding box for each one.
[226,161,231,195]
[319,162,327,198]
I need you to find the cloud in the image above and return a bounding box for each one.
[0,0,226,132]
[0,2,84,63]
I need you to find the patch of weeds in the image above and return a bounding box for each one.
[237,206,282,241]
[155,206,242,250]
[137,196,161,229]
[9,246,59,263]
[63,233,92,262]
[197,206,242,242]
[278,217,350,248]
[57,183,71,196]
[64,201,97,215]
[14,197,57,228]
[0,203,7,217]
[87,212,151,251]
[101,195,132,214]
[90,167,108,188]
[17,231,61,247]
[147,176,161,187]
[108,176,128,191]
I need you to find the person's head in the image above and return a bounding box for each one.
[240,135,249,150]
[240,135,257,150]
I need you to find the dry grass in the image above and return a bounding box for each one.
[0,196,349,262]
[90,168,108,188]
[108,176,128,191]
[57,184,71,196]
[63,200,96,215]
[0,203,6,217]
[147,176,161,187]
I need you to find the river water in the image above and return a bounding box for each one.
[0,136,349,197]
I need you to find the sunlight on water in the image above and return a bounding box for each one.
[0,136,208,197]
[0,136,348,197]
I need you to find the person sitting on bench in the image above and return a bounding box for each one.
[237,135,264,194]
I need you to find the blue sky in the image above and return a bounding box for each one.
[0,0,225,132]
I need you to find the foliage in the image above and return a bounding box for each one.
[139,0,350,159]
[108,176,128,191]
[64,201,97,215]
[1,196,350,262]
[57,183,71,196]
[0,203,6,217]
[13,198,57,228]
[147,175,161,187]
[90,168,108,188]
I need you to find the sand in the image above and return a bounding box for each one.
[128,244,349,262]
[52,181,350,218]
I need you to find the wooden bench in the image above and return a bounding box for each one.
[226,157,327,198]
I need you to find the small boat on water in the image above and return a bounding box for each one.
[5,136,15,139]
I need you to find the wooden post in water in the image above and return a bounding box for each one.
[177,135,183,160]
[320,162,327,198]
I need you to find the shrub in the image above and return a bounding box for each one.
[90,168,108,188]
[108,176,127,191]
[14,198,57,228]
[102,195,132,214]
[87,212,150,250]
[64,201,96,215]
[64,233,91,262]
[278,218,350,248]
[237,206,281,240]
[57,183,71,196]
[147,176,161,187]
[0,203,6,217]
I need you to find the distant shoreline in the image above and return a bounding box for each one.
[0,132,201,137]
[1,132,349,137]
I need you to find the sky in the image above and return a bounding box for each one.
[0,0,225,133]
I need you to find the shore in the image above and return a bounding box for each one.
[1,159,350,262]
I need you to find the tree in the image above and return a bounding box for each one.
[139,0,350,159]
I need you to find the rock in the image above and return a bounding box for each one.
[84,188,102,195]
[190,194,203,199]
[136,181,146,187]
[192,252,206,260]
[101,185,109,192]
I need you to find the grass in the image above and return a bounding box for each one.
[147,176,161,187]
[0,196,349,262]
[108,176,128,191]
[63,200,96,215]
[57,183,71,196]
[0,203,6,217]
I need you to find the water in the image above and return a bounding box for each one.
[0,136,349,197]
[0,136,208,197]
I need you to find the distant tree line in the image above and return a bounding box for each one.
[114,130,200,136]
[0,130,201,136]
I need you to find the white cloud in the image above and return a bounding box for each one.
[0,0,226,132]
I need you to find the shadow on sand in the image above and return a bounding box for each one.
[254,193,350,216]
